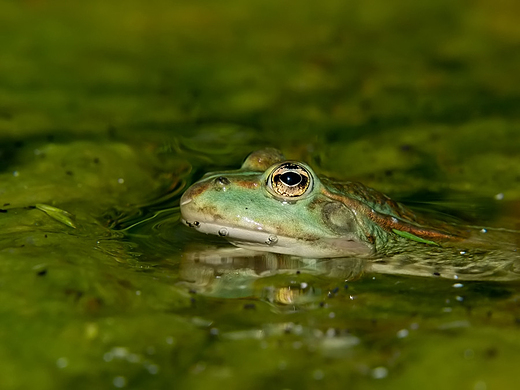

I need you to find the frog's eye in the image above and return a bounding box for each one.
[268,163,312,198]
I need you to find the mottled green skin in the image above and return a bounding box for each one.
[180,149,460,258]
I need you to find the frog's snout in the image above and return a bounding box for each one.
[180,185,196,229]
[180,181,216,230]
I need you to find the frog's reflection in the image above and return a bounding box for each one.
[179,245,366,302]
[179,243,520,300]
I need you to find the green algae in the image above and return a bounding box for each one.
[1,0,520,389]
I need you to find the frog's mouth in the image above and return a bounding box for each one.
[181,217,281,246]
[180,192,373,258]
[180,217,372,259]
[179,192,278,248]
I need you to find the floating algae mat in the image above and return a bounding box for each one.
[1,0,520,389]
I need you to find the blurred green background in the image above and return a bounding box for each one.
[1,0,520,389]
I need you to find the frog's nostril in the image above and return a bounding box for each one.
[215,176,230,186]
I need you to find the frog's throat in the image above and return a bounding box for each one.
[181,219,373,258]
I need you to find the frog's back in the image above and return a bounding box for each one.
[322,177,469,241]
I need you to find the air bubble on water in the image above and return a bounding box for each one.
[371,366,388,379]
[191,362,206,374]
[113,376,127,388]
[313,369,324,380]
[56,357,68,368]
[474,380,487,390]
[293,324,303,335]
[127,353,140,363]
[146,364,159,375]
[111,347,129,358]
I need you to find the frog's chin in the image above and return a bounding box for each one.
[181,219,373,258]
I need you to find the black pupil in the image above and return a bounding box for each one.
[280,171,301,186]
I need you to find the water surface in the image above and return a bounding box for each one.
[1,0,520,389]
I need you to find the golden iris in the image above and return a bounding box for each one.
[269,163,311,197]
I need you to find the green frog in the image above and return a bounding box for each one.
[180,148,470,259]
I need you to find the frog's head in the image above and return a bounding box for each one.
[180,149,381,258]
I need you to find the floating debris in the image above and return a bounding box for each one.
[35,204,77,229]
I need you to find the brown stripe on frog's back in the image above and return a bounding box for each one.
[365,208,469,241]
[322,188,469,242]
[322,178,419,222]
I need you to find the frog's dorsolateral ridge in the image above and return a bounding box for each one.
[180,149,468,258]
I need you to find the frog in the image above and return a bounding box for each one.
[180,148,469,259]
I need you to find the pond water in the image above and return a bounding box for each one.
[1,0,520,389]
